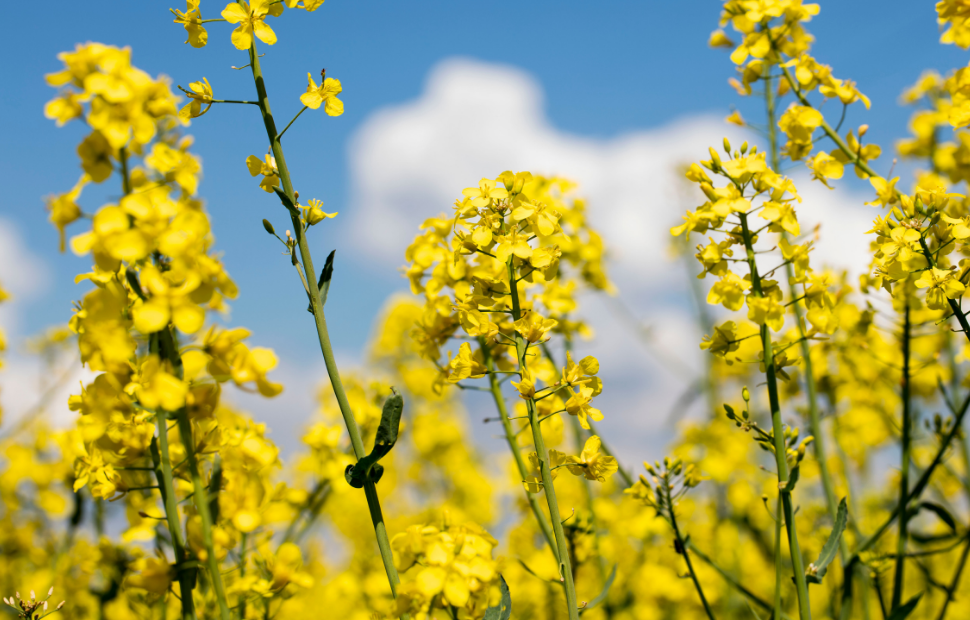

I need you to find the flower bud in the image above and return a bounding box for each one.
[723,137,732,154]
[262,218,276,235]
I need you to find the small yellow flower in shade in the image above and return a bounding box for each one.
[565,435,618,482]
[700,320,740,357]
[746,295,785,332]
[915,267,966,310]
[513,310,558,343]
[245,153,280,193]
[806,151,844,188]
[446,342,487,383]
[77,130,114,183]
[222,0,277,50]
[523,449,567,493]
[300,72,344,116]
[462,178,508,209]
[301,198,338,225]
[564,385,603,429]
[172,0,208,48]
[46,174,87,252]
[126,557,173,594]
[268,543,314,591]
[178,77,213,120]
[510,369,536,400]
[133,355,188,412]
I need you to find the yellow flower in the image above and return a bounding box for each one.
[778,104,824,160]
[172,0,208,48]
[707,272,750,311]
[178,77,214,120]
[246,153,280,192]
[127,557,173,594]
[700,320,740,357]
[866,176,900,207]
[300,72,344,116]
[446,342,487,383]
[133,355,188,412]
[46,174,87,252]
[564,385,603,430]
[301,198,338,225]
[222,0,277,50]
[565,435,618,482]
[462,178,508,209]
[513,310,558,343]
[759,201,800,235]
[806,151,844,188]
[746,296,785,332]
[915,267,965,310]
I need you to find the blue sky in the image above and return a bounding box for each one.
[1,1,966,451]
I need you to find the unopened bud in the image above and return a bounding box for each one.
[262,219,276,235]
[708,147,722,164]
[742,386,750,402]
[723,137,732,154]
[740,141,748,155]
[858,124,869,137]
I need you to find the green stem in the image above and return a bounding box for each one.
[241,32,405,612]
[773,496,784,620]
[846,388,970,565]
[667,487,716,620]
[891,305,913,611]
[507,262,578,619]
[739,212,812,620]
[775,62,878,179]
[935,535,970,620]
[156,327,231,620]
[278,105,308,141]
[480,338,560,563]
[688,541,785,617]
[150,422,196,620]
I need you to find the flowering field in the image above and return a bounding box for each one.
[4,1,970,619]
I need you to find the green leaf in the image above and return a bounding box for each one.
[345,390,404,488]
[272,186,297,212]
[579,564,616,614]
[886,593,922,620]
[483,575,511,620]
[918,501,957,532]
[806,497,847,585]
[125,267,146,301]
[306,250,336,313]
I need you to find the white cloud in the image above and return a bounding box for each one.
[345,57,876,460]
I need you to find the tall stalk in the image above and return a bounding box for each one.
[157,328,231,620]
[763,60,845,548]
[480,338,560,562]
[891,305,913,611]
[239,33,405,610]
[506,260,579,619]
[738,212,812,620]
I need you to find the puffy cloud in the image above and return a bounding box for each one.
[345,56,876,456]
